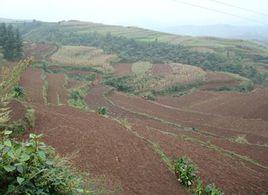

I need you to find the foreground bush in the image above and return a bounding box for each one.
[0,131,83,194]
[174,157,197,187]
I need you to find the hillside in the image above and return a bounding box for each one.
[14,20,268,86]
[2,19,268,194]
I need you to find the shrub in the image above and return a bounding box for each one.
[97,107,107,115]
[174,157,197,187]
[194,179,224,195]
[13,85,24,98]
[204,184,223,195]
[0,131,83,194]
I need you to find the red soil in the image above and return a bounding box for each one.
[30,104,187,195]
[23,42,57,60]
[201,71,238,90]
[9,100,26,121]
[109,91,268,142]
[20,68,44,104]
[133,126,268,194]
[85,84,268,194]
[18,65,268,194]
[113,63,132,75]
[47,73,68,105]
[158,88,268,122]
[151,64,173,76]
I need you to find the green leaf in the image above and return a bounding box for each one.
[4,140,12,147]
[38,150,46,160]
[20,153,30,162]
[7,151,15,159]
[46,159,53,165]
[17,177,25,185]
[3,165,16,172]
[16,165,24,173]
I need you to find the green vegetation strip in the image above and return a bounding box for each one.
[40,69,48,105]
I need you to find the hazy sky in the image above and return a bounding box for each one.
[1,0,268,28]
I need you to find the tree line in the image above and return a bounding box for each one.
[0,23,23,60]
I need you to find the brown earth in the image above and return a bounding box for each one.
[157,88,268,122]
[20,70,187,194]
[20,68,44,104]
[109,91,268,138]
[9,100,26,121]
[17,52,268,194]
[84,83,268,194]
[47,73,68,105]
[113,63,133,75]
[201,71,238,90]
[23,42,58,60]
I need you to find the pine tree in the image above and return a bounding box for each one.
[3,24,16,60]
[0,23,23,60]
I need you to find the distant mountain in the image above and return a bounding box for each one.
[0,17,32,23]
[159,24,268,46]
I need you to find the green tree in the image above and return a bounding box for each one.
[0,23,23,60]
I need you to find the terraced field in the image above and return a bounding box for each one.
[15,30,268,194]
[19,66,268,194]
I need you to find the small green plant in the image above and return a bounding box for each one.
[174,157,197,187]
[195,178,204,195]
[194,179,224,195]
[204,184,223,195]
[97,107,107,115]
[13,85,24,98]
[0,131,84,194]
